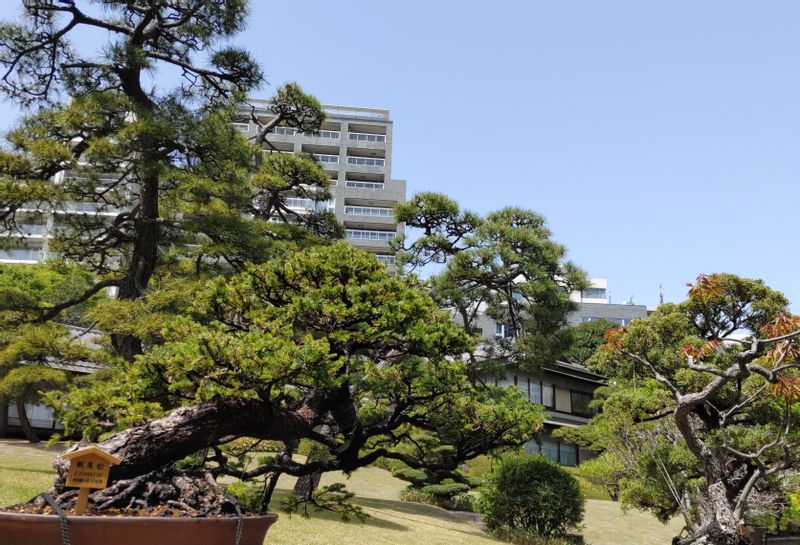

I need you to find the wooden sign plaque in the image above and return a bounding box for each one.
[63,446,121,514]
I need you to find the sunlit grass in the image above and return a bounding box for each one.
[0,440,682,545]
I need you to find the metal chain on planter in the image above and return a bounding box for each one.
[234,503,244,545]
[42,493,72,545]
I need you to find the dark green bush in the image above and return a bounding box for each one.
[392,467,429,486]
[491,526,585,545]
[421,482,471,497]
[399,486,475,511]
[478,455,584,537]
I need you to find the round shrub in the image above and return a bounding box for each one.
[478,455,584,537]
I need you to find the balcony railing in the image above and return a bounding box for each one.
[0,247,42,262]
[270,127,340,139]
[314,154,340,165]
[15,224,46,237]
[375,254,396,265]
[285,198,332,212]
[346,229,396,241]
[348,132,386,143]
[345,181,384,190]
[58,202,120,214]
[306,130,340,139]
[346,156,385,167]
[272,126,296,136]
[232,123,250,133]
[344,206,392,217]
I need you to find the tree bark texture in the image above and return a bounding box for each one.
[0,395,8,438]
[15,395,39,443]
[293,425,332,499]
[53,395,328,492]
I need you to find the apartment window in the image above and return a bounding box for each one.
[305,130,340,139]
[494,322,515,338]
[559,444,578,467]
[262,149,293,156]
[348,132,386,143]
[17,224,46,236]
[285,198,331,212]
[58,202,120,214]
[345,181,384,190]
[347,156,385,167]
[528,439,577,467]
[231,123,250,133]
[570,391,594,417]
[528,380,554,408]
[314,154,340,164]
[0,247,42,261]
[272,126,297,136]
[582,288,607,300]
[541,383,554,408]
[345,229,396,241]
[581,316,628,326]
[344,206,392,217]
[375,254,396,266]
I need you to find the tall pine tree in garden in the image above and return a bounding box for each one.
[563,274,800,545]
[0,0,336,360]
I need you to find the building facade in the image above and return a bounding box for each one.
[473,280,648,466]
[237,101,406,269]
[568,279,649,326]
[492,362,604,466]
[0,102,407,268]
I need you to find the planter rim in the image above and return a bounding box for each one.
[0,510,279,523]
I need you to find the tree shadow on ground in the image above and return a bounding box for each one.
[268,489,409,532]
[354,497,494,540]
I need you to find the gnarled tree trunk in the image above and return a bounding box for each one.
[677,481,741,545]
[15,395,39,444]
[52,394,330,492]
[0,395,8,438]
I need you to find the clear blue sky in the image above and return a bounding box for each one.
[1,1,799,310]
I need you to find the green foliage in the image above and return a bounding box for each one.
[225,480,265,511]
[282,483,368,522]
[421,482,471,497]
[478,455,585,537]
[574,454,624,501]
[392,467,429,486]
[396,192,587,371]
[51,243,543,488]
[399,485,475,512]
[490,526,585,545]
[563,319,620,365]
[573,273,800,530]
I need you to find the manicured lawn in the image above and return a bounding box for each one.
[0,440,682,545]
[0,439,62,508]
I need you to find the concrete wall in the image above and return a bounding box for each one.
[567,302,649,326]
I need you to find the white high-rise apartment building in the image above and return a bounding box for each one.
[238,101,406,268]
[0,102,407,268]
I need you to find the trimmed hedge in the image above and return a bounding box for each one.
[478,455,584,537]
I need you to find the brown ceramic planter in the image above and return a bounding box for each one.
[0,511,278,545]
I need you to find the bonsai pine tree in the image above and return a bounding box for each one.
[42,244,543,515]
[571,274,800,545]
